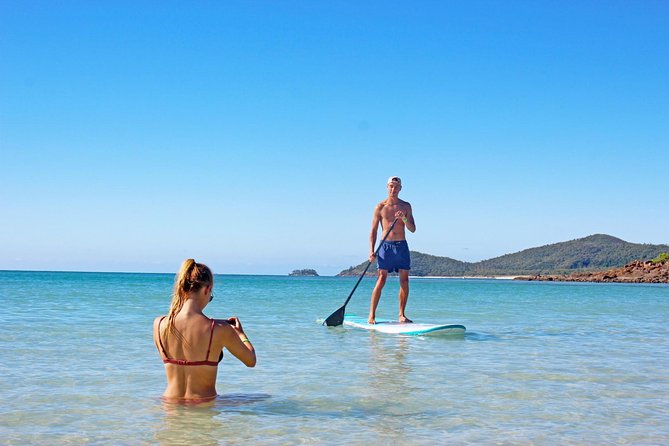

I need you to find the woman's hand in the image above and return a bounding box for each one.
[227,316,244,334]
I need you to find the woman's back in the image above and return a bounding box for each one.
[154,312,223,401]
[154,259,256,403]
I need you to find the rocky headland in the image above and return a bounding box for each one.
[517,259,669,284]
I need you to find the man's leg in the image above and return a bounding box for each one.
[398,269,412,323]
[369,269,388,324]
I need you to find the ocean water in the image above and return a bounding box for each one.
[1,271,668,445]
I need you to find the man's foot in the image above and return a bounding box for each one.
[399,315,413,323]
[368,316,376,324]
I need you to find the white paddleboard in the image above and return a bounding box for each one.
[343,314,465,336]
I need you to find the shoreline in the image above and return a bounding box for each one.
[409,275,520,280]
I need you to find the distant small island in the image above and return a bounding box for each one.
[289,269,319,277]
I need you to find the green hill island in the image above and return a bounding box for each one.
[337,234,669,279]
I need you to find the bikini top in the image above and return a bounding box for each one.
[158,316,223,366]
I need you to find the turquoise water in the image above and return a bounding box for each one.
[1,271,668,445]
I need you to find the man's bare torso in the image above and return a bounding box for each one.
[376,198,411,241]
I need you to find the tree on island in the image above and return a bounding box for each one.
[289,269,319,276]
[652,252,668,264]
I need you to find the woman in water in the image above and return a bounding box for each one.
[153,259,256,402]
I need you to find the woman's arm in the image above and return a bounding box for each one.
[217,317,256,367]
[152,316,164,355]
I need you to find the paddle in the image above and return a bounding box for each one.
[323,218,399,326]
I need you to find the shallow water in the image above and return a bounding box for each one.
[1,271,668,444]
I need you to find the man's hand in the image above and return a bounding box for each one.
[369,253,376,262]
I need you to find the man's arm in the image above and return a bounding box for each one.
[369,204,382,261]
[404,203,416,233]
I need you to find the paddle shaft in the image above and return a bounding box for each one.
[340,218,399,309]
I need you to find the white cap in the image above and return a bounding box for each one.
[387,176,402,185]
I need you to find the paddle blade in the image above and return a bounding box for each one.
[323,305,346,326]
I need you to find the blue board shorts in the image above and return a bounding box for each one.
[377,240,411,273]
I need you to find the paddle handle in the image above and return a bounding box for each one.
[341,218,399,308]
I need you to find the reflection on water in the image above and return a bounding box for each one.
[464,331,501,342]
[217,393,272,407]
[368,333,411,396]
[155,393,271,445]
[364,334,416,440]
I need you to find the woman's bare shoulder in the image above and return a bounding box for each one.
[152,316,166,342]
[212,319,237,343]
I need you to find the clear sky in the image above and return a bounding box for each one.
[1,1,667,275]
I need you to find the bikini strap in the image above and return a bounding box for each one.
[157,316,169,357]
[205,318,216,361]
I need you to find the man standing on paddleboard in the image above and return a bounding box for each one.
[368,176,416,324]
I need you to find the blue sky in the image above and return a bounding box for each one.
[1,1,667,275]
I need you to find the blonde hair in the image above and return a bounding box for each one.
[163,259,214,339]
